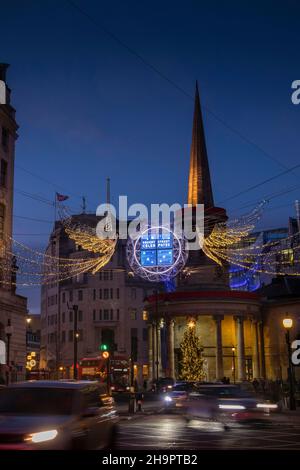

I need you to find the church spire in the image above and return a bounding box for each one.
[187,81,214,208]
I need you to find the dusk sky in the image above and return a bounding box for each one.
[1,0,300,311]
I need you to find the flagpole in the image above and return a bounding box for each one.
[54,192,57,222]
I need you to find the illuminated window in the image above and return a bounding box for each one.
[143,311,148,321]
[142,364,148,376]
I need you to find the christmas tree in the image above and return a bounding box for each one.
[179,324,206,381]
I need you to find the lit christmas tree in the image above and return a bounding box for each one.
[179,321,206,381]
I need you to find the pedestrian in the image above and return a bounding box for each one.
[252,378,259,393]
[136,391,144,412]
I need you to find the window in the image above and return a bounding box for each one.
[0,159,7,187]
[1,127,8,149]
[99,309,102,320]
[93,309,96,321]
[78,310,83,322]
[99,271,102,281]
[69,291,73,302]
[143,328,148,341]
[110,288,113,299]
[62,312,65,323]
[117,309,120,320]
[62,292,66,303]
[110,270,113,281]
[104,309,109,320]
[116,288,120,299]
[69,311,73,323]
[61,331,66,343]
[78,290,83,301]
[131,288,136,300]
[93,289,96,301]
[0,204,5,240]
[99,289,102,299]
[110,309,113,320]
[130,309,137,320]
[104,271,109,281]
[131,330,138,361]
[78,329,83,342]
[104,289,109,300]
[68,330,73,342]
[143,310,148,321]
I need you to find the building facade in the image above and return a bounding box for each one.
[40,217,154,385]
[145,83,300,385]
[0,64,27,383]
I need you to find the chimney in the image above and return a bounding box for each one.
[0,63,9,83]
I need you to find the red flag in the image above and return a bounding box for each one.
[56,192,69,202]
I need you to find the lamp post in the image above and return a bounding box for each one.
[155,290,159,383]
[232,347,236,384]
[73,305,78,380]
[283,317,296,410]
[5,319,14,385]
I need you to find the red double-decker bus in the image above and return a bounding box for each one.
[78,354,130,392]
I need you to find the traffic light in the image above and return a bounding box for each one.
[102,351,110,359]
[99,343,108,352]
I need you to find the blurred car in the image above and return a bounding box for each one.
[0,380,118,450]
[163,382,197,410]
[151,377,174,393]
[176,384,278,426]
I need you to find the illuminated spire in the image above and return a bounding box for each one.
[187,82,214,208]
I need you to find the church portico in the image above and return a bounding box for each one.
[146,290,263,383]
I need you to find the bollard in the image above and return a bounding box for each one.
[128,393,136,413]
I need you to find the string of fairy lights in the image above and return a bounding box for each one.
[2,191,300,287]
[201,201,300,277]
[0,202,117,287]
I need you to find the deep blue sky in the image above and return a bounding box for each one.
[1,0,300,311]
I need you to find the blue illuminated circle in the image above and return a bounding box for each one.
[126,225,188,282]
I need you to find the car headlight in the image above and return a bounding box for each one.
[256,403,278,409]
[25,429,58,443]
[218,404,246,410]
[164,395,173,402]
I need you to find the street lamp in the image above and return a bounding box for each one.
[67,302,79,380]
[231,347,236,384]
[5,319,14,385]
[282,317,296,410]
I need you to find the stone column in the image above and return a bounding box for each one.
[235,316,246,381]
[157,322,162,378]
[148,323,153,383]
[167,319,175,379]
[152,322,157,381]
[213,315,224,380]
[258,321,266,379]
[252,318,260,379]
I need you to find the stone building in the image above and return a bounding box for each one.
[40,216,154,384]
[0,64,27,383]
